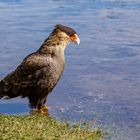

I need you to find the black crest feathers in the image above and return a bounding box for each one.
[55,24,76,36]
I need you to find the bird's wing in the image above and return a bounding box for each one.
[2,53,52,94]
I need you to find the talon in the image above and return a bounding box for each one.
[30,109,49,115]
[41,105,48,112]
[30,109,44,115]
[40,108,49,115]
[30,105,49,115]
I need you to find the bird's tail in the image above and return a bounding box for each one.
[0,80,8,99]
[0,80,22,99]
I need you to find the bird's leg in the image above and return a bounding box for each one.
[40,97,48,112]
[36,97,49,114]
[29,95,48,115]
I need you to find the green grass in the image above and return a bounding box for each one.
[0,114,103,140]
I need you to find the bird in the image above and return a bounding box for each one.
[0,24,80,114]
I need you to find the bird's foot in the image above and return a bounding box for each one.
[30,109,43,115]
[41,105,48,112]
[30,107,49,115]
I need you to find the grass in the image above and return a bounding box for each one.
[0,114,103,140]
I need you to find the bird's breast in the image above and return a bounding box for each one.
[36,56,65,90]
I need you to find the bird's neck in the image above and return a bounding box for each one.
[37,31,70,55]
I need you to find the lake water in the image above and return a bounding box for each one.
[0,0,140,140]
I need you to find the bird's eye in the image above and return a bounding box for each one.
[67,32,73,36]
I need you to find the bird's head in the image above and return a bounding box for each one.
[54,24,80,45]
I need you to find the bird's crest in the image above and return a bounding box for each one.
[55,24,76,36]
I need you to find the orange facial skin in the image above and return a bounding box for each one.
[70,34,78,42]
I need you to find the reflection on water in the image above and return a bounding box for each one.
[0,0,140,140]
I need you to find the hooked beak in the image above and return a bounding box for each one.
[70,34,80,45]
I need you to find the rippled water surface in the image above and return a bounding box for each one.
[0,0,140,140]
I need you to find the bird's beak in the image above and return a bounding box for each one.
[70,34,80,45]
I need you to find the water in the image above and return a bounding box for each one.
[0,0,140,139]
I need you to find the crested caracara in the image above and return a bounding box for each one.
[0,24,80,114]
